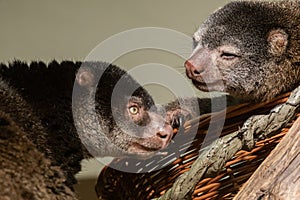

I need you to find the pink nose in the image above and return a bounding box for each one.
[156,124,173,148]
[184,60,203,77]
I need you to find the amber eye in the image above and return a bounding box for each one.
[129,106,139,115]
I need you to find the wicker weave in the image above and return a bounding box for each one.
[96,93,299,200]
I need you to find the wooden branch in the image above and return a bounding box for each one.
[155,86,300,200]
[234,117,300,200]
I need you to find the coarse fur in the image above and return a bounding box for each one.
[0,60,236,199]
[0,112,76,200]
[0,61,174,194]
[0,61,85,189]
[72,62,174,158]
[185,0,300,102]
[0,78,76,199]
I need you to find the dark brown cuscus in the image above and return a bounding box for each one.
[0,61,174,194]
[0,60,236,199]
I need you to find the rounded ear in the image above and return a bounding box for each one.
[76,68,95,87]
[267,29,288,56]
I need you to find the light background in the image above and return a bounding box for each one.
[0,0,231,199]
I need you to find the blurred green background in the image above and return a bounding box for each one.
[0,0,231,199]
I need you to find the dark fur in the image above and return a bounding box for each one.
[0,61,84,188]
[72,62,173,157]
[0,78,76,199]
[0,61,174,194]
[0,112,76,199]
[0,60,236,199]
[186,1,300,102]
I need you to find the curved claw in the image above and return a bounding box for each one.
[171,113,187,129]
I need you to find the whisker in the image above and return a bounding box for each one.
[180,71,187,76]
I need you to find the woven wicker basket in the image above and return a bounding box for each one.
[96,92,299,200]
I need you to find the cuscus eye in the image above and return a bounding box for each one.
[129,106,139,115]
[220,52,239,60]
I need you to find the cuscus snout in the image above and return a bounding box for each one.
[154,122,174,149]
[136,111,174,150]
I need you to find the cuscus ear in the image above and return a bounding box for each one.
[76,67,95,87]
[267,29,288,56]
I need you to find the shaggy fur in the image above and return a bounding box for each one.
[0,78,77,199]
[186,1,300,102]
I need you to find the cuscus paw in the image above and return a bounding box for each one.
[167,108,194,129]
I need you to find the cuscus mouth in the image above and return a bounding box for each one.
[127,133,173,154]
[192,80,224,92]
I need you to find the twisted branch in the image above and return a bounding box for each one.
[156,86,300,200]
